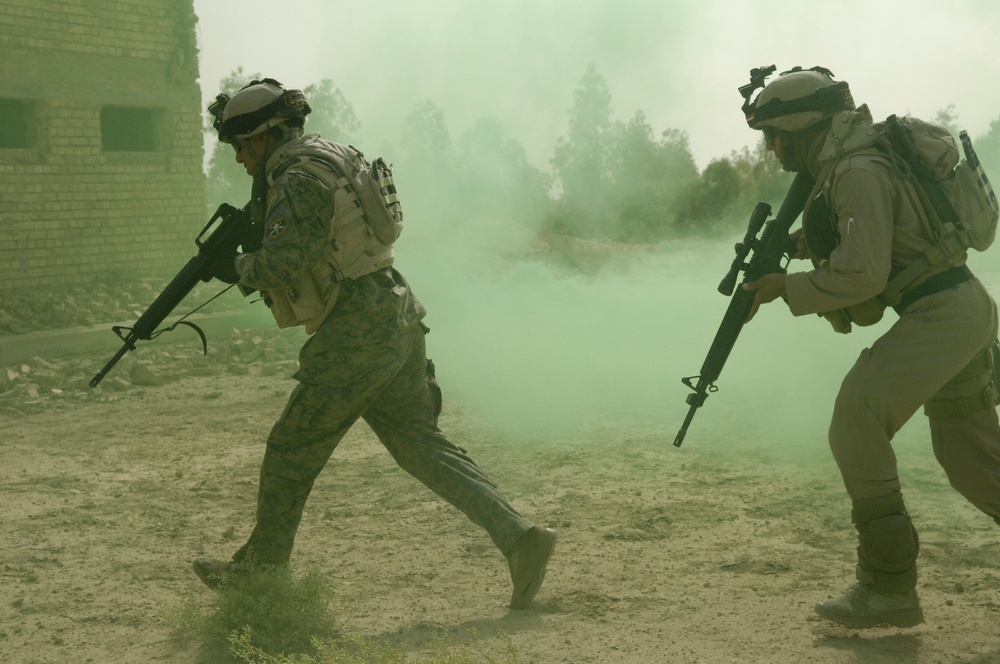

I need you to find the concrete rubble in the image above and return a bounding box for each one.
[0,281,304,415]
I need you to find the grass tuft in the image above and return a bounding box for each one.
[168,559,338,658]
[168,558,524,663]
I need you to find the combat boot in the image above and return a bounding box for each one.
[192,556,232,589]
[814,582,924,628]
[506,526,556,610]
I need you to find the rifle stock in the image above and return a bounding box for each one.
[673,171,814,447]
[89,202,255,388]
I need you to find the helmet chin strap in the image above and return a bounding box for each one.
[234,135,271,230]
[240,133,274,225]
[250,158,268,228]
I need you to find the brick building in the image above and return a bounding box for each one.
[0,0,205,292]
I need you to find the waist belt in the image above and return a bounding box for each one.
[893,265,973,314]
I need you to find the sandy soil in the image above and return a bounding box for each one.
[3,332,1000,664]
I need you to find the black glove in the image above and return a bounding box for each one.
[201,245,240,284]
[239,222,263,253]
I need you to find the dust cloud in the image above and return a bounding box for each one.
[401,219,1000,467]
[190,0,1000,465]
[394,190,874,458]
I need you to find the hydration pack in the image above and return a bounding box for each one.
[878,115,998,253]
[801,109,999,332]
[272,138,403,249]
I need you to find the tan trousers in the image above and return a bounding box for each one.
[828,277,1000,521]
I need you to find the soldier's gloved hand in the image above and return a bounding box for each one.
[790,228,811,260]
[240,224,263,254]
[201,246,240,284]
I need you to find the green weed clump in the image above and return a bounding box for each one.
[169,560,524,663]
[169,560,338,658]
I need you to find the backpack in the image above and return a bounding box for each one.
[803,111,999,329]
[300,140,403,245]
[333,143,403,246]
[878,115,998,252]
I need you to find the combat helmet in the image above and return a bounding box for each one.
[209,78,311,144]
[743,66,855,134]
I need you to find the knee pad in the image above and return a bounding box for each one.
[852,494,919,592]
[857,513,920,574]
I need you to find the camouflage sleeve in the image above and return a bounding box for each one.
[235,169,333,291]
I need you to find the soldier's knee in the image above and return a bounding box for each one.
[857,513,919,573]
[852,493,919,592]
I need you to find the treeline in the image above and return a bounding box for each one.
[205,66,1000,245]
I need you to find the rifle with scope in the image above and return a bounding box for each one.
[672,171,813,447]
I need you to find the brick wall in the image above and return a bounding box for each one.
[0,0,205,291]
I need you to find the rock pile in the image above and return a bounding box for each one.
[0,281,299,414]
[0,325,303,415]
[0,278,249,335]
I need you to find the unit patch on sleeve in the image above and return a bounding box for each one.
[264,217,288,244]
[262,181,297,247]
[264,198,295,246]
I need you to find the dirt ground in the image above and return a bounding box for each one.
[3,327,1000,664]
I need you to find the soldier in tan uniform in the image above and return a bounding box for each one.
[193,78,556,610]
[741,66,1000,628]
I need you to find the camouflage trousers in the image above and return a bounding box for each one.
[233,319,533,565]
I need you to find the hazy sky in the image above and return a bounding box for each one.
[193,0,1000,171]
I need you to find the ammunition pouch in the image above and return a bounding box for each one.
[425,355,443,426]
[852,494,919,593]
[818,298,886,334]
[923,339,1000,419]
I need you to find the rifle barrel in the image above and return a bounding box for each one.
[672,171,814,447]
[88,338,136,388]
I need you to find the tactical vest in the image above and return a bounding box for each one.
[801,108,982,332]
[260,136,400,333]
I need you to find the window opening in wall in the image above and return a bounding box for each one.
[101,106,159,152]
[0,98,36,149]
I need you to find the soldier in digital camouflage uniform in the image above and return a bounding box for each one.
[740,66,1000,628]
[194,78,555,610]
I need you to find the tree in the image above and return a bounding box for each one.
[725,139,793,220]
[302,79,362,144]
[673,158,743,234]
[549,65,615,238]
[974,114,1000,183]
[393,99,455,223]
[547,66,702,242]
[454,116,552,230]
[610,115,698,241]
[933,105,960,138]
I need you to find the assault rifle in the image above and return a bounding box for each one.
[673,171,814,447]
[88,201,260,388]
